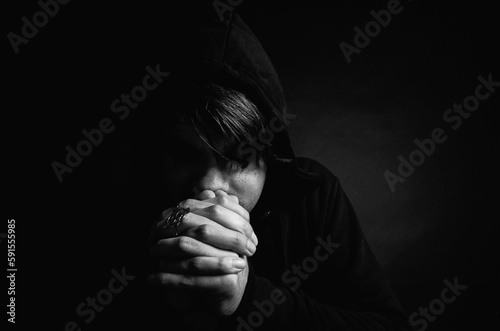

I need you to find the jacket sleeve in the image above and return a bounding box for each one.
[224,165,414,330]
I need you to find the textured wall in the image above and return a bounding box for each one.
[242,1,499,329]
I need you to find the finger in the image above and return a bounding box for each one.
[199,190,216,200]
[152,199,256,245]
[184,195,249,223]
[214,190,234,199]
[150,207,214,241]
[159,256,247,275]
[179,199,254,242]
[209,194,245,217]
[153,213,256,255]
[201,196,257,246]
[192,203,257,246]
[148,272,234,291]
[152,211,249,244]
[150,236,239,259]
[185,224,256,256]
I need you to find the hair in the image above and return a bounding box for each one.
[125,82,289,201]
[176,83,272,168]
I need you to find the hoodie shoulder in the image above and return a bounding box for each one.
[294,157,340,187]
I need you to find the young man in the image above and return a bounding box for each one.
[141,11,413,331]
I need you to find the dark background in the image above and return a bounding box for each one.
[4,0,499,330]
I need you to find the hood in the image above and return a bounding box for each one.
[159,10,321,213]
[168,11,295,163]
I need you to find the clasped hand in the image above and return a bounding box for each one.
[148,190,258,317]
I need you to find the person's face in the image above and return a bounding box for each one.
[162,122,266,213]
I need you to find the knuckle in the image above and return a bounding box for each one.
[181,199,196,209]
[180,212,191,224]
[232,232,245,247]
[156,273,168,285]
[218,195,231,206]
[193,224,211,239]
[209,204,224,217]
[187,257,204,272]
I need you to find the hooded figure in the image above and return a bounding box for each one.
[120,10,413,331]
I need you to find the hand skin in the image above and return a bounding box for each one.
[148,190,257,318]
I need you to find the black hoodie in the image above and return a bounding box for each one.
[113,10,414,331]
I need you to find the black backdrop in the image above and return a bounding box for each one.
[4,1,499,330]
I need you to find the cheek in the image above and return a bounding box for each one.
[230,168,266,212]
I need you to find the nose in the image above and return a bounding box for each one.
[195,165,230,194]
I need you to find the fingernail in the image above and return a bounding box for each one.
[247,240,256,255]
[252,232,258,246]
[232,258,246,269]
